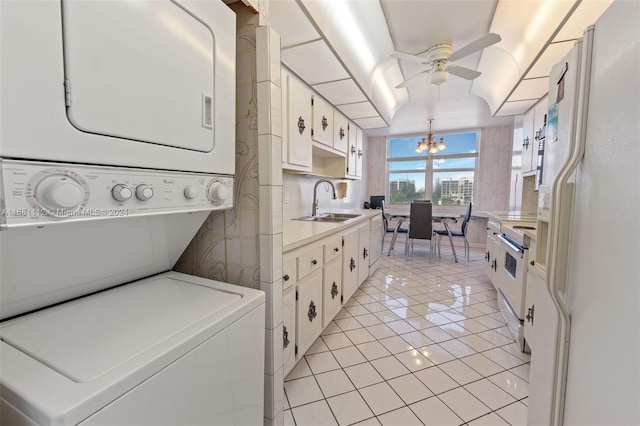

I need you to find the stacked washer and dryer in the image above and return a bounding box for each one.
[0,1,265,425]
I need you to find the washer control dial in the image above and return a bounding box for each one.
[208,180,230,204]
[36,176,85,211]
[112,184,133,202]
[184,185,198,200]
[135,184,154,201]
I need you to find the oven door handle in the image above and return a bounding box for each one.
[498,234,525,254]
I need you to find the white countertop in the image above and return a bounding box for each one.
[485,211,538,223]
[283,209,381,252]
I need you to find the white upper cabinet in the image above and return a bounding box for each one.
[522,108,536,174]
[355,127,364,178]
[333,111,349,154]
[286,75,312,170]
[346,121,357,178]
[311,95,333,147]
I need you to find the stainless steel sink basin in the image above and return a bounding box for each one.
[292,213,363,223]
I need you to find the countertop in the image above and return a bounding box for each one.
[283,209,381,252]
[484,211,538,223]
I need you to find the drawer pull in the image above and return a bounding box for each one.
[485,251,490,261]
[297,116,306,135]
[283,274,290,281]
[283,325,290,348]
[363,248,368,259]
[308,301,317,322]
[526,305,535,325]
[311,259,318,265]
[331,282,339,299]
[492,259,497,271]
[334,247,340,252]
[350,257,356,272]
[321,115,329,131]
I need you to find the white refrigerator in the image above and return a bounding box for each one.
[526,1,640,425]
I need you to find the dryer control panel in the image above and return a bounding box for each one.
[0,160,233,227]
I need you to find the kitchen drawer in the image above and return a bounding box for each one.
[297,245,323,280]
[282,257,297,290]
[324,235,342,263]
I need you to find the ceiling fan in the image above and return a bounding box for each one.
[390,33,501,88]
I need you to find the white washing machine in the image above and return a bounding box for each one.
[0,1,265,424]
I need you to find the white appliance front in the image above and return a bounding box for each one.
[0,0,235,174]
[0,272,265,425]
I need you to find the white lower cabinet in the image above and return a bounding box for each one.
[282,285,297,376]
[323,258,342,327]
[342,227,359,302]
[296,272,323,357]
[369,215,382,274]
[357,222,370,285]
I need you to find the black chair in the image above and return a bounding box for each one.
[370,195,385,210]
[435,201,472,260]
[380,200,407,255]
[405,201,434,258]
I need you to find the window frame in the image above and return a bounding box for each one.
[386,129,480,211]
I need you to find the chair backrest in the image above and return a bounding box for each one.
[461,201,472,234]
[408,201,432,239]
[370,195,385,210]
[380,199,389,230]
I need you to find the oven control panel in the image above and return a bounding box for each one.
[0,160,233,227]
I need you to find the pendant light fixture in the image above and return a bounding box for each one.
[415,119,447,154]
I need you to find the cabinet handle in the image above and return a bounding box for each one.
[311,259,318,265]
[350,145,356,155]
[321,116,328,131]
[530,260,535,266]
[283,274,290,281]
[334,247,340,252]
[485,251,490,261]
[339,127,345,140]
[363,248,368,259]
[308,301,317,322]
[283,325,290,349]
[492,259,497,271]
[526,305,535,325]
[297,116,306,135]
[523,136,530,150]
[357,148,363,158]
[331,282,339,299]
[350,257,356,272]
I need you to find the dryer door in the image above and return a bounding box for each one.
[61,0,215,152]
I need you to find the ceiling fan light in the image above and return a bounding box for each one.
[437,138,447,150]
[428,145,438,154]
[430,70,448,86]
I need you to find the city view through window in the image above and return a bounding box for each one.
[387,132,478,205]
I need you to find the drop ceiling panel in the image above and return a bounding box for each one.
[337,102,379,119]
[282,40,350,85]
[553,0,614,42]
[496,99,538,116]
[268,0,320,48]
[526,41,575,78]
[312,80,367,106]
[354,116,387,129]
[509,77,550,101]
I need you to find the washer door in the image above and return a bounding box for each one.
[62,0,215,152]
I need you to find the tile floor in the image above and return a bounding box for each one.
[284,238,530,426]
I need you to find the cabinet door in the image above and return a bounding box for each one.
[522,108,536,174]
[283,285,297,376]
[296,273,323,356]
[342,228,359,302]
[333,111,349,154]
[282,256,297,291]
[523,267,543,350]
[485,232,496,284]
[369,216,383,274]
[323,258,342,327]
[355,127,364,178]
[357,222,370,285]
[346,122,357,178]
[312,95,333,147]
[287,76,312,168]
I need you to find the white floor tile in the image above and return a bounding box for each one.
[439,360,483,385]
[345,305,370,316]
[386,319,416,334]
[488,370,530,399]
[322,332,353,350]
[371,355,411,380]
[374,310,403,323]
[314,369,355,398]
[496,401,528,425]
[420,344,456,365]
[356,341,392,361]
[305,352,341,374]
[285,358,312,381]
[290,400,337,426]
[326,390,374,425]
[467,412,510,425]
[400,330,434,348]
[352,417,381,426]
[284,376,324,408]
[439,339,477,358]
[409,396,463,426]
[388,374,434,404]
[509,363,531,382]
[307,337,330,354]
[483,348,527,369]
[455,319,490,334]
[413,366,459,395]
[355,313,383,327]
[465,378,517,410]
[284,409,295,426]
[322,321,343,336]
[459,334,496,352]
[421,327,455,344]
[344,327,377,345]
[460,353,504,377]
[394,349,434,372]
[344,363,385,388]
[405,316,435,330]
[332,346,367,368]
[476,329,515,346]
[358,382,405,416]
[378,335,414,354]
[439,387,491,422]
[335,317,364,332]
[439,322,472,338]
[377,407,423,426]
[365,324,397,339]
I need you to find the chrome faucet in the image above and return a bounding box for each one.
[312,179,337,216]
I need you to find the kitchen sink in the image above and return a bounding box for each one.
[292,213,363,222]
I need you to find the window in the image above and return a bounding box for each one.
[387,131,478,206]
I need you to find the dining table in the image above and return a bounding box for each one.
[385,206,461,262]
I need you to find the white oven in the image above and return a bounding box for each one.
[0,0,235,174]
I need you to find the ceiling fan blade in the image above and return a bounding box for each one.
[389,51,429,64]
[448,33,501,62]
[395,70,430,89]
[447,65,482,80]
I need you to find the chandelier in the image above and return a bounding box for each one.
[415,119,446,154]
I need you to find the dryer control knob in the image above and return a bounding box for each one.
[36,176,85,211]
[112,184,133,202]
[135,185,154,201]
[184,186,198,199]
[209,181,229,204]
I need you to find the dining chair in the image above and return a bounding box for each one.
[381,200,408,255]
[435,201,472,260]
[405,200,434,258]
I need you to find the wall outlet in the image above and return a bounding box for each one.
[283,190,289,204]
